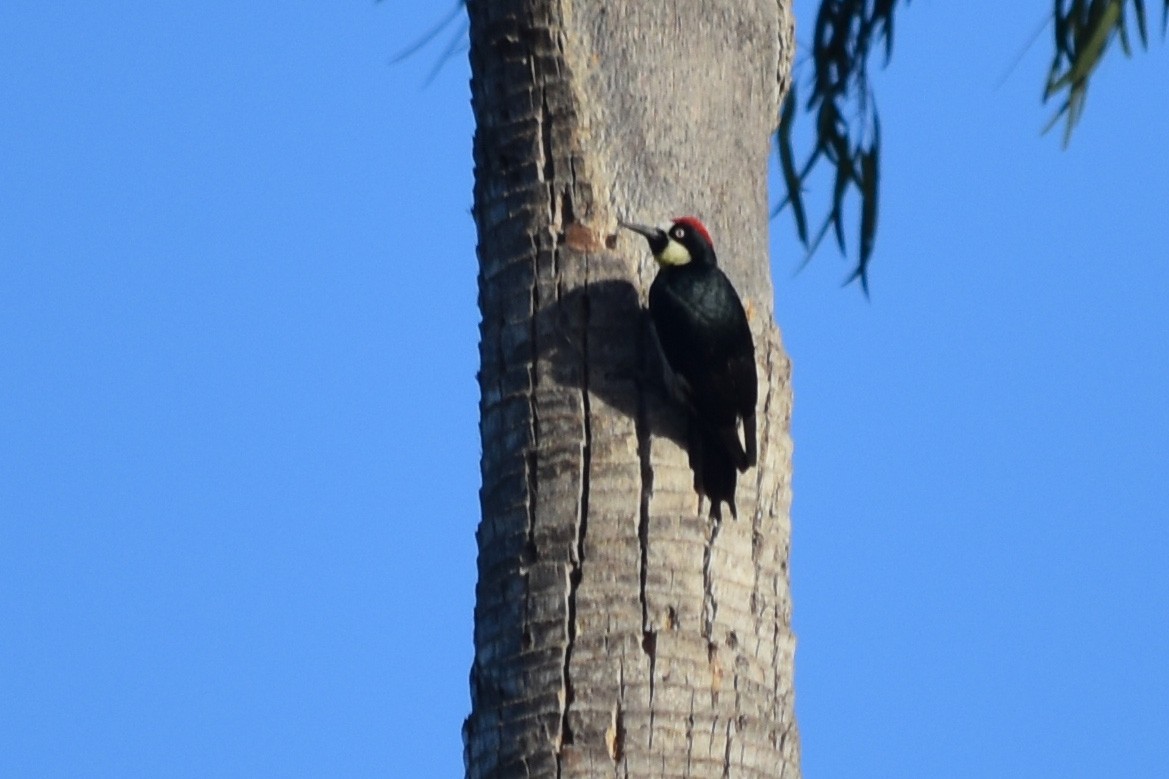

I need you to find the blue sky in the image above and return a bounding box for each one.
[2,3,1166,777]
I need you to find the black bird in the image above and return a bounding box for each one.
[620,216,757,519]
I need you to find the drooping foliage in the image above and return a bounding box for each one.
[776,0,1167,292]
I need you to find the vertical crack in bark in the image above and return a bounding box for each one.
[731,671,743,735]
[635,359,656,746]
[576,283,592,557]
[722,718,735,779]
[525,239,541,574]
[523,37,552,708]
[558,270,589,772]
[641,629,657,748]
[531,37,592,768]
[684,693,695,776]
[630,190,658,753]
[539,88,556,217]
[771,606,783,741]
[635,313,652,636]
[702,518,721,640]
[605,702,624,764]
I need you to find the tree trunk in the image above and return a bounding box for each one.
[463,1,798,776]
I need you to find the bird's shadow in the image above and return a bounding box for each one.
[535,277,689,454]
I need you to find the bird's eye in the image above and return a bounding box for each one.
[672,227,685,240]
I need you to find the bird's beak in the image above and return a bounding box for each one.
[618,220,659,239]
[618,220,668,254]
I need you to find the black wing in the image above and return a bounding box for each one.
[650,265,757,465]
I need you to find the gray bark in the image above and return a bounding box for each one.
[464,1,798,776]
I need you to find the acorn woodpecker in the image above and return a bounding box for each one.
[620,216,757,519]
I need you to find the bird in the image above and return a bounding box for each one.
[620,216,757,519]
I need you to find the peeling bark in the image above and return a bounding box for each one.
[464,1,798,776]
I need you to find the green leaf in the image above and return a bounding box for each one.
[1118,8,1133,55]
[1066,1,1121,84]
[1043,0,1130,145]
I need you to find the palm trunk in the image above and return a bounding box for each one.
[463,1,798,776]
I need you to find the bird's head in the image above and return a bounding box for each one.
[619,216,715,267]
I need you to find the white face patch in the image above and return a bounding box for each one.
[656,238,692,266]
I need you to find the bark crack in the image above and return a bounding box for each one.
[684,696,695,776]
[722,718,735,779]
[557,264,589,771]
[635,312,652,637]
[641,630,657,748]
[772,605,783,738]
[525,252,541,570]
[536,34,591,769]
[702,519,721,640]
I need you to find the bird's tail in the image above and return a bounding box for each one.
[693,421,748,520]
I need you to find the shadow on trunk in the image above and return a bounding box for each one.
[531,276,740,507]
